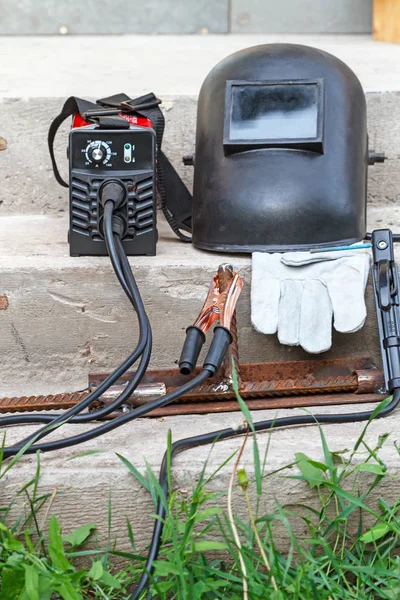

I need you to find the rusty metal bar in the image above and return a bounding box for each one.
[0,357,384,416]
[0,392,89,414]
[110,392,383,418]
[89,356,383,400]
[0,384,166,414]
[354,368,384,394]
[89,382,166,408]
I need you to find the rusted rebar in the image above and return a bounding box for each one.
[0,391,89,413]
[0,359,384,416]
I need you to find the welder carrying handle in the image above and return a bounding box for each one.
[371,229,400,392]
[179,266,243,375]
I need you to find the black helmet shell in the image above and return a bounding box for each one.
[192,44,368,253]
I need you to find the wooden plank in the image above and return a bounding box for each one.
[374,0,400,43]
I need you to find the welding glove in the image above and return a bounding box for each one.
[251,247,371,354]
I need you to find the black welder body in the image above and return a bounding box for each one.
[0,44,399,600]
[68,124,157,257]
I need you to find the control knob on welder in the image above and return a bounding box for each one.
[91,147,104,162]
[85,140,112,164]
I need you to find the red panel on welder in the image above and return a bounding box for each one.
[72,113,153,129]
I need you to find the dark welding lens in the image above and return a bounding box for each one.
[223,79,324,155]
[229,82,319,141]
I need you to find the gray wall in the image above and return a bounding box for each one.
[0,0,373,35]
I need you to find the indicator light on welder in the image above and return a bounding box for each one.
[124,143,132,164]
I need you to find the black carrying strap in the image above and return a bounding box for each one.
[48,93,192,242]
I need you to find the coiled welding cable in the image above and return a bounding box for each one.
[0,201,215,456]
[130,390,400,600]
[0,200,151,430]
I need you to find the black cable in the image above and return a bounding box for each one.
[129,389,400,599]
[104,201,137,301]
[1,369,212,459]
[0,199,214,460]
[1,202,151,435]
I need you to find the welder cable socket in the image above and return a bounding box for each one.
[100,180,127,209]
[179,265,243,376]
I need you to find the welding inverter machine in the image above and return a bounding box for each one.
[48,93,192,257]
[1,44,400,599]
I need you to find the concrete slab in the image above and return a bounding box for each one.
[0,0,228,35]
[0,206,398,397]
[0,0,372,35]
[231,0,373,34]
[1,35,400,98]
[1,403,399,556]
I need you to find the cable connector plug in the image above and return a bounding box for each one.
[100,181,127,210]
[203,326,233,376]
[112,214,126,238]
[179,326,206,375]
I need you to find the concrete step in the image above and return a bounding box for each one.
[0,34,400,213]
[1,402,399,559]
[0,204,399,397]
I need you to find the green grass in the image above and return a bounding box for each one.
[0,398,400,599]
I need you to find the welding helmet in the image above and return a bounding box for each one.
[192,44,368,253]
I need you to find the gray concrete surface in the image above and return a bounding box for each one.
[1,35,400,98]
[1,403,399,557]
[0,0,373,35]
[0,206,397,397]
[231,0,372,34]
[0,0,228,35]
